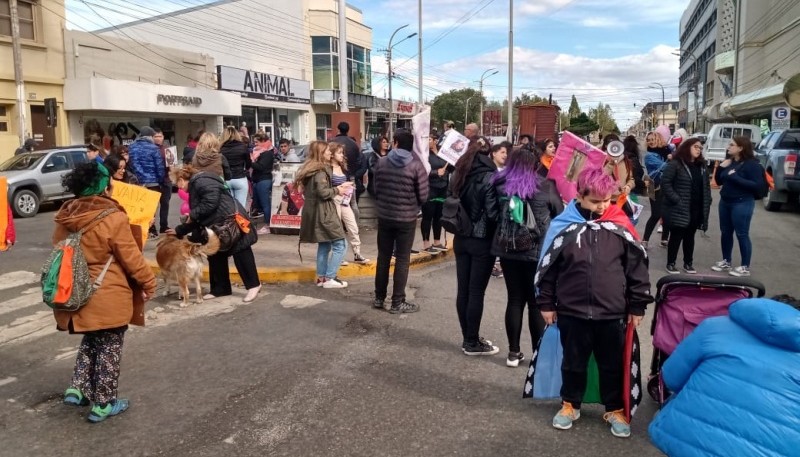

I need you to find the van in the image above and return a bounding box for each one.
[703,123,762,163]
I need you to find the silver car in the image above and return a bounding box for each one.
[1,147,88,217]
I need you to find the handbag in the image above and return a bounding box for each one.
[210,216,243,253]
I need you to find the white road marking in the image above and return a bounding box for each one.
[0,271,39,291]
[280,295,325,309]
[0,377,17,387]
[0,310,56,346]
[0,290,43,317]
[54,350,78,361]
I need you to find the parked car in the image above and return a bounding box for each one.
[704,123,762,164]
[0,146,88,217]
[755,129,800,211]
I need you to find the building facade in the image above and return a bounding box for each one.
[0,0,68,161]
[678,0,718,133]
[62,30,240,153]
[629,101,679,138]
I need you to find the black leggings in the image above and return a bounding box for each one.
[643,189,669,242]
[499,258,545,353]
[667,224,698,266]
[421,200,443,242]
[454,236,494,344]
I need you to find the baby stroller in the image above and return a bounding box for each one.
[648,274,765,406]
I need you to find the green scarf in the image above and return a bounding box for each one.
[79,162,111,196]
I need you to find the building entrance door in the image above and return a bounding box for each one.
[30,105,56,148]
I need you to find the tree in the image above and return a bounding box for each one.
[430,88,484,132]
[514,92,547,107]
[588,102,621,136]
[565,112,599,137]
[567,95,581,119]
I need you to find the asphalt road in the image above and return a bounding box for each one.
[0,192,797,456]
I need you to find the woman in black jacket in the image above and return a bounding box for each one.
[450,136,500,356]
[661,138,711,274]
[250,133,276,234]
[421,133,452,252]
[367,136,389,197]
[491,148,563,367]
[220,126,252,208]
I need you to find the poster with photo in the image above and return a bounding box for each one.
[547,131,607,202]
[438,131,470,166]
[165,146,179,167]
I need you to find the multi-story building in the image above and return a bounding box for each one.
[702,0,800,130]
[630,101,679,138]
[99,0,375,144]
[0,0,69,161]
[677,0,718,133]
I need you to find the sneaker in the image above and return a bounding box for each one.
[243,285,261,303]
[373,298,386,310]
[389,301,420,314]
[657,225,663,233]
[463,340,499,356]
[87,399,129,423]
[711,260,731,272]
[424,246,439,254]
[729,266,751,277]
[316,277,327,287]
[340,260,350,266]
[63,388,89,406]
[462,336,494,352]
[506,351,525,367]
[665,264,680,274]
[431,244,448,252]
[257,226,270,235]
[683,263,697,274]
[552,402,581,430]
[323,277,348,289]
[354,255,370,264]
[603,410,631,438]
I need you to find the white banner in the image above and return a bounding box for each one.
[412,108,431,173]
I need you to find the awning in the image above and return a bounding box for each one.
[784,72,800,110]
[723,82,785,117]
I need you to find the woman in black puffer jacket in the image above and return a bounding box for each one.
[661,138,711,275]
[449,136,500,356]
[219,126,252,208]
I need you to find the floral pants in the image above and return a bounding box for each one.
[70,329,125,405]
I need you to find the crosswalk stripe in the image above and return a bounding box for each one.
[0,271,39,291]
[0,310,56,346]
[0,290,43,317]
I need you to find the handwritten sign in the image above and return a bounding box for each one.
[547,131,607,202]
[111,181,161,245]
[438,131,470,166]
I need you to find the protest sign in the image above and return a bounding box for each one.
[438,132,470,166]
[165,146,179,167]
[111,181,161,245]
[547,131,607,202]
[413,108,431,173]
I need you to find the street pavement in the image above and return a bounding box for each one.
[0,192,797,456]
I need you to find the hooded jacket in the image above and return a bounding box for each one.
[649,298,800,457]
[220,139,252,180]
[128,137,165,185]
[51,196,157,332]
[449,154,499,239]
[373,148,429,223]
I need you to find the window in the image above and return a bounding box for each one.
[43,153,69,173]
[311,36,371,95]
[778,132,800,150]
[316,113,331,141]
[721,127,733,139]
[0,105,8,132]
[69,150,87,166]
[0,0,35,40]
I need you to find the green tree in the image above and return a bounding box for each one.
[430,88,484,132]
[514,92,547,107]
[565,112,599,137]
[567,95,581,119]
[588,102,621,136]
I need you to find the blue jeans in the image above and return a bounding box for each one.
[254,179,273,221]
[317,239,347,279]
[719,198,754,267]
[227,177,249,208]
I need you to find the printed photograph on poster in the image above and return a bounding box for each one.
[165,146,179,167]
[438,132,470,166]
[547,131,607,202]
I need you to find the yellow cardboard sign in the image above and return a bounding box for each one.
[111,181,161,245]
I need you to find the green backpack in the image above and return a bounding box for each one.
[41,208,116,312]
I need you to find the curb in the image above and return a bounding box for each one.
[148,249,453,284]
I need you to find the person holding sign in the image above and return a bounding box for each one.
[421,132,451,253]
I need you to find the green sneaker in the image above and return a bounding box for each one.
[552,402,580,430]
[603,410,631,438]
[87,399,129,423]
[63,388,89,406]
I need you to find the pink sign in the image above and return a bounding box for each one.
[547,131,607,202]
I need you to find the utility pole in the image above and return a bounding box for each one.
[479,68,498,136]
[10,0,27,147]
[337,0,349,113]
[418,0,423,106]
[507,0,514,142]
[385,24,416,142]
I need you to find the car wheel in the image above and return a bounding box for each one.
[763,188,783,212]
[12,189,40,218]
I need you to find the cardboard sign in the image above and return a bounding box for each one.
[111,181,161,245]
[547,131,607,202]
[438,131,470,166]
[413,108,431,173]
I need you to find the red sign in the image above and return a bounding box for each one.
[270,214,301,229]
[396,101,415,114]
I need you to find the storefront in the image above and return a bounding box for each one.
[217,66,311,144]
[364,100,425,140]
[63,78,240,155]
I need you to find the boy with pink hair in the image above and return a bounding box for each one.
[535,167,652,438]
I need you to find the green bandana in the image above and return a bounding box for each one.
[80,162,111,196]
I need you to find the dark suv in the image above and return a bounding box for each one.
[756,129,800,211]
[0,146,88,217]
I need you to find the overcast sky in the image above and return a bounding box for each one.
[65,0,689,130]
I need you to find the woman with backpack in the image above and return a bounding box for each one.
[492,148,563,367]
[642,130,672,249]
[51,162,157,423]
[449,137,500,356]
[711,136,763,277]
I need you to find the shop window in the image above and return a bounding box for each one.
[0,105,8,132]
[0,0,35,40]
[312,55,335,90]
[316,114,331,141]
[312,37,370,95]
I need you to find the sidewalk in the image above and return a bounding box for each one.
[144,221,454,284]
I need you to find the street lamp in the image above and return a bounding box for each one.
[479,68,498,135]
[464,96,475,128]
[650,82,666,126]
[387,24,418,142]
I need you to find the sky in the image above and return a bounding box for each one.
[64,0,691,130]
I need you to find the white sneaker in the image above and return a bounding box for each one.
[323,277,348,289]
[711,260,731,272]
[729,266,751,277]
[243,285,261,303]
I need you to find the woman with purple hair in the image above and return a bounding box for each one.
[491,148,564,367]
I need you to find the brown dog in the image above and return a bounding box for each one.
[156,233,206,307]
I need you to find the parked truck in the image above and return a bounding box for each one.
[755,128,800,211]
